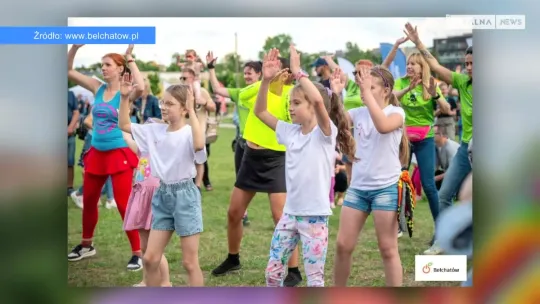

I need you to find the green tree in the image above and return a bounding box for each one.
[343,41,382,64]
[147,72,161,96]
[258,34,293,60]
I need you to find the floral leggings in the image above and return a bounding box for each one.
[265,214,329,287]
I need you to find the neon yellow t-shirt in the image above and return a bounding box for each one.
[343,79,364,110]
[394,77,442,138]
[227,81,261,135]
[243,84,293,151]
[452,72,473,143]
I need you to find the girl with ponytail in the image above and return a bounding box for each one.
[334,65,407,287]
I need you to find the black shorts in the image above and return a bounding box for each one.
[235,145,286,193]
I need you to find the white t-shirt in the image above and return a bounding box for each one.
[131,123,207,183]
[348,105,405,191]
[276,120,337,216]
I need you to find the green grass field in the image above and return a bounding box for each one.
[67,128,457,287]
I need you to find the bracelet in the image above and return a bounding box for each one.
[127,59,135,63]
[433,94,440,100]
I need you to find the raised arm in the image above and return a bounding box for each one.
[357,68,404,134]
[381,37,409,69]
[200,88,217,113]
[68,45,102,95]
[254,49,281,131]
[186,86,205,152]
[293,47,331,136]
[124,45,144,101]
[118,74,134,134]
[403,23,453,84]
[206,51,231,98]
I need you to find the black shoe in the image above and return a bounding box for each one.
[68,244,96,261]
[127,255,143,271]
[242,216,250,226]
[283,271,302,287]
[211,257,241,276]
[67,187,74,196]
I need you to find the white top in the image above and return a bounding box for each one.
[348,105,405,191]
[276,120,337,216]
[131,123,207,183]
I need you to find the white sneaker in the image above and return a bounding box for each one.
[423,243,444,255]
[70,191,83,209]
[398,230,403,238]
[105,199,117,209]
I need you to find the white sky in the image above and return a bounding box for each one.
[68,17,471,67]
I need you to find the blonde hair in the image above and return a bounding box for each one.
[370,66,410,166]
[165,84,195,118]
[407,53,432,100]
[290,82,357,162]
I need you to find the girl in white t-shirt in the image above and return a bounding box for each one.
[118,75,207,287]
[333,66,410,287]
[254,47,356,287]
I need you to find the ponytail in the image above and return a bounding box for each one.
[328,92,357,162]
[390,92,409,166]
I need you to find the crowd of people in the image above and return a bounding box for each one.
[67,22,473,287]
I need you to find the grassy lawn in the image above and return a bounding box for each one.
[67,127,457,287]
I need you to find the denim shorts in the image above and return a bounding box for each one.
[343,183,399,214]
[151,179,203,237]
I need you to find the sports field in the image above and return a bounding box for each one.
[67,127,457,287]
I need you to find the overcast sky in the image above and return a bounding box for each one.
[68,17,471,67]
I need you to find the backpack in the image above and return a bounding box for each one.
[76,115,89,140]
[206,111,220,144]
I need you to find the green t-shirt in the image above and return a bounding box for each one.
[452,72,473,143]
[343,79,364,110]
[394,77,442,138]
[227,81,261,135]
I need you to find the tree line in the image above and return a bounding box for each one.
[69,33,383,96]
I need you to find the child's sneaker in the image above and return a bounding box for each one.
[70,191,83,209]
[68,244,96,261]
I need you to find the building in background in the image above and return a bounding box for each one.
[433,33,473,71]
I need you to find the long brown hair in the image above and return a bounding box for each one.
[370,66,410,166]
[290,82,356,161]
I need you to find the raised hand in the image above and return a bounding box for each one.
[289,44,301,74]
[394,36,409,46]
[408,75,422,90]
[206,51,217,66]
[120,73,136,98]
[355,67,372,93]
[403,22,420,45]
[424,77,438,97]
[262,48,282,81]
[185,84,195,112]
[330,68,346,94]
[125,44,134,56]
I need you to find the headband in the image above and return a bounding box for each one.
[371,67,389,88]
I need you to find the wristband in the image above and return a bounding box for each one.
[127,59,135,64]
[207,61,216,69]
[433,94,440,100]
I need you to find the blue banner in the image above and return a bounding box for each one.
[379,43,407,80]
[0,27,156,44]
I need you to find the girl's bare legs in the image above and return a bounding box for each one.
[333,206,369,286]
[180,233,204,286]
[136,230,171,287]
[142,230,173,287]
[372,210,403,286]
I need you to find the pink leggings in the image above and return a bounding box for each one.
[329,176,335,203]
[411,167,422,197]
